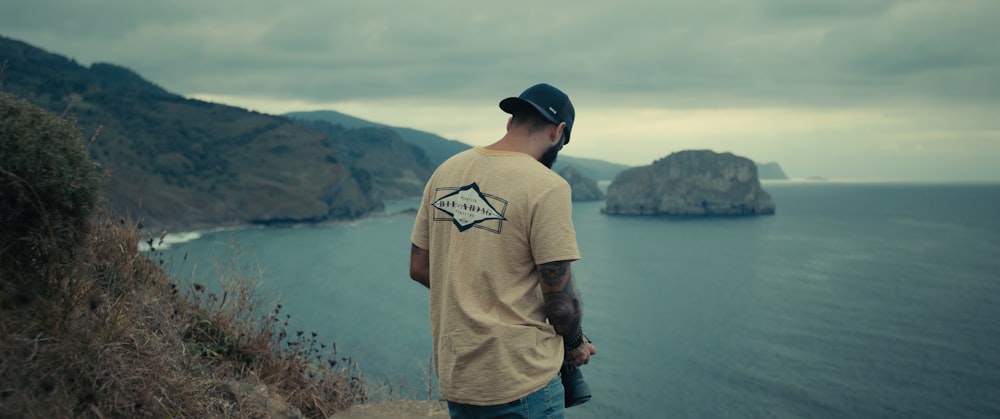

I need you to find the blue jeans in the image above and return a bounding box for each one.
[447,375,564,419]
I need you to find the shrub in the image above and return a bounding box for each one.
[0,92,101,290]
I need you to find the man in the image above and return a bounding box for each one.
[410,83,597,418]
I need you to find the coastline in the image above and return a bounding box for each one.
[153,199,422,250]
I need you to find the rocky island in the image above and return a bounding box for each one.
[604,150,775,216]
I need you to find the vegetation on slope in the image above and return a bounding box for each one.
[1,91,366,417]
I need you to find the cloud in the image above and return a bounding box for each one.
[2,0,999,180]
[4,0,998,106]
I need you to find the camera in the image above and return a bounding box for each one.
[559,356,592,408]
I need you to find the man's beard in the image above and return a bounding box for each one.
[539,141,562,169]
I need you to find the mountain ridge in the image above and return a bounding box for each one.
[1,35,390,232]
[285,110,634,181]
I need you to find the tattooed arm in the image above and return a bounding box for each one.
[538,260,597,366]
[409,244,430,288]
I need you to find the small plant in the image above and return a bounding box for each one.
[177,240,368,417]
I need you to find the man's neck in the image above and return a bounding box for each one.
[487,132,542,161]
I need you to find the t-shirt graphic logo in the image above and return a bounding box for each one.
[432,182,507,233]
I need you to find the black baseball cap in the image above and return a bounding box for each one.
[500,83,575,144]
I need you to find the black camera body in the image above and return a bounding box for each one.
[559,356,592,408]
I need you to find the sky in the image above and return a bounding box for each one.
[3,0,999,181]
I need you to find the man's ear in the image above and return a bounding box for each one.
[507,116,514,131]
[552,122,567,144]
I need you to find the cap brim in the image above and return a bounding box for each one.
[499,97,559,125]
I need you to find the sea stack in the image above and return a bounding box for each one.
[604,150,775,216]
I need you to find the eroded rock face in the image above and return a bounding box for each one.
[558,165,605,202]
[604,150,775,216]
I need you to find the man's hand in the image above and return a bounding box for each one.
[568,340,597,367]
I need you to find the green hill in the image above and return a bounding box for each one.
[1,35,420,232]
[286,110,470,166]
[290,118,435,200]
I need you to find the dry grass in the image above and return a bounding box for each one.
[0,212,367,418]
[1,84,365,419]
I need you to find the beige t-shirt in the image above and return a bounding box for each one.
[411,147,581,405]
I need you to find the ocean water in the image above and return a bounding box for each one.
[163,182,1000,418]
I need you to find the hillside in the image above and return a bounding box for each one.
[286,110,470,166]
[285,110,633,181]
[291,119,435,200]
[552,155,631,182]
[0,35,410,232]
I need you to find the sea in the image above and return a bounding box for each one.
[160,181,1000,419]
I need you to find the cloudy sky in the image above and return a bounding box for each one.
[4,0,999,180]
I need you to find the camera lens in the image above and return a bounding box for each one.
[560,359,592,408]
